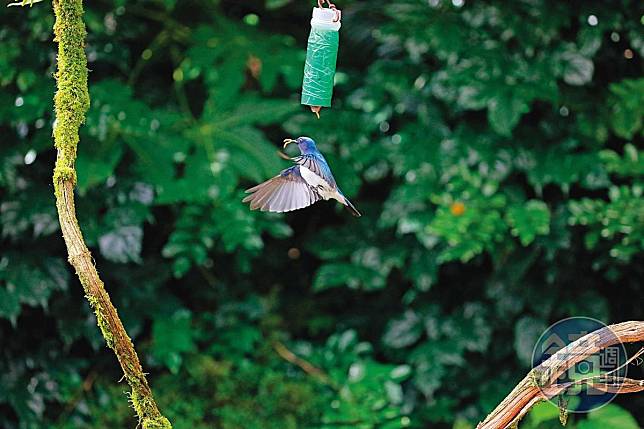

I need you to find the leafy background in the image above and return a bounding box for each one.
[1,0,642,428]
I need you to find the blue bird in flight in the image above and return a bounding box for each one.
[243,137,361,217]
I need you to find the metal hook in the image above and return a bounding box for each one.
[317,0,341,22]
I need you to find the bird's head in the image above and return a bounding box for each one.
[283,137,318,155]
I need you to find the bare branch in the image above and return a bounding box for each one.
[477,321,644,429]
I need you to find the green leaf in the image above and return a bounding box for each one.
[76,139,123,193]
[98,225,143,263]
[382,310,422,349]
[265,0,291,9]
[151,309,197,373]
[488,92,529,136]
[312,262,359,291]
[0,283,21,323]
[389,365,412,382]
[600,144,644,177]
[453,418,474,429]
[561,51,594,86]
[577,404,639,429]
[514,317,547,366]
[525,401,560,427]
[506,200,551,246]
[210,97,298,129]
[211,126,284,182]
[0,256,68,322]
[609,78,644,139]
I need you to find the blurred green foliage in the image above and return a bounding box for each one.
[0,0,642,428]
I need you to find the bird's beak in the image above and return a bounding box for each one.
[283,138,296,149]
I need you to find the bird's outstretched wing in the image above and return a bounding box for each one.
[293,154,337,188]
[243,166,321,213]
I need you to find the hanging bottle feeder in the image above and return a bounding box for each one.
[301,0,341,118]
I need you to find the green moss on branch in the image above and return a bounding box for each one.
[52,0,89,196]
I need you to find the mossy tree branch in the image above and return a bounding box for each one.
[51,0,171,427]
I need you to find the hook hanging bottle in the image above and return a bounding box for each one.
[301,0,341,118]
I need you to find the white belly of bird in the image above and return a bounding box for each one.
[299,166,341,201]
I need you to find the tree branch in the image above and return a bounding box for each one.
[51,0,171,427]
[477,321,644,429]
[273,341,334,387]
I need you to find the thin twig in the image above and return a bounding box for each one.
[273,341,335,387]
[605,347,644,377]
[7,0,43,7]
[55,370,97,422]
[547,376,644,395]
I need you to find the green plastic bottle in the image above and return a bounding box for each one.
[301,6,341,117]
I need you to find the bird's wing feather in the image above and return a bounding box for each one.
[243,166,321,213]
[293,154,337,188]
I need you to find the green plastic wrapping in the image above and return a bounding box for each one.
[301,28,339,108]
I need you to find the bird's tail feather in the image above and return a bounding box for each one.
[343,197,361,217]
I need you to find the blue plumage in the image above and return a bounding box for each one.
[243,137,361,216]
